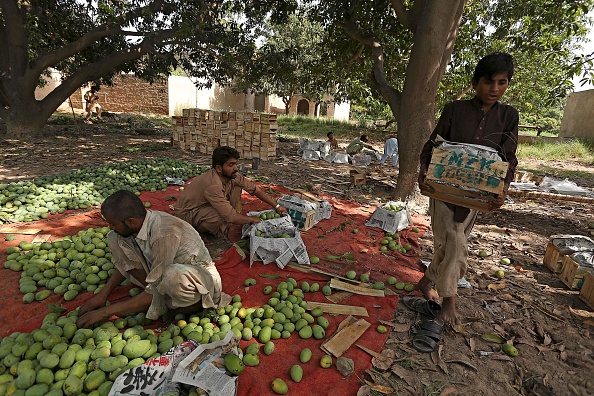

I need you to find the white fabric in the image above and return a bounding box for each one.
[380,138,399,166]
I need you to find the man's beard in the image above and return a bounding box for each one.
[116,223,135,237]
[223,169,238,179]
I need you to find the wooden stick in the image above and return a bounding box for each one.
[508,190,594,204]
[355,344,380,358]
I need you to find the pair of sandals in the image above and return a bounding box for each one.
[401,297,444,353]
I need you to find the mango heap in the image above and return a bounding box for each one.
[0,159,207,224]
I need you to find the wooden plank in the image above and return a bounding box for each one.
[286,262,354,283]
[426,179,490,199]
[31,234,52,243]
[321,317,371,357]
[330,279,385,297]
[579,272,594,310]
[430,148,509,178]
[0,227,42,235]
[423,181,495,213]
[325,291,353,303]
[306,302,368,317]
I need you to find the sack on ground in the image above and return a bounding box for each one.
[365,201,412,233]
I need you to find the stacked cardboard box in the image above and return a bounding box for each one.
[172,109,277,160]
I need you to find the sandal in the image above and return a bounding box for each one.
[411,318,444,353]
[401,296,442,318]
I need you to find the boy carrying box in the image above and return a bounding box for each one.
[416,52,519,327]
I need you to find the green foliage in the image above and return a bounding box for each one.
[233,9,333,110]
[518,139,594,163]
[0,0,297,135]
[277,115,390,143]
[46,114,76,125]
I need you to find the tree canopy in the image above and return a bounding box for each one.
[231,10,334,114]
[0,0,296,136]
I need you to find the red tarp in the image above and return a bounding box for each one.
[0,182,428,395]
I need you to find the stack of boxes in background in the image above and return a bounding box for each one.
[172,109,278,160]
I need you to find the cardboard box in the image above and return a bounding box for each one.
[350,169,366,186]
[422,147,509,213]
[543,242,566,273]
[559,253,594,289]
[579,272,594,310]
[278,192,332,231]
[278,202,316,231]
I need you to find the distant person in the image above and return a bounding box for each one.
[380,137,399,167]
[76,190,230,328]
[174,146,287,239]
[84,85,102,124]
[327,132,339,150]
[346,134,376,155]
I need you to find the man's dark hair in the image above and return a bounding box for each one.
[327,132,334,138]
[101,190,146,222]
[473,52,514,83]
[91,84,100,92]
[212,146,240,167]
[361,134,369,142]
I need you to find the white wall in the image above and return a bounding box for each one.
[167,77,350,120]
[559,89,594,139]
[35,69,70,111]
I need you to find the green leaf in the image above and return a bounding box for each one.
[325,255,342,261]
[259,274,282,279]
[47,304,67,315]
[481,333,505,344]
[342,252,355,260]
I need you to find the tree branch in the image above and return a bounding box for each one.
[435,1,466,81]
[342,18,402,120]
[38,29,177,116]
[31,0,167,74]
[341,20,374,46]
[390,0,414,31]
[455,84,473,100]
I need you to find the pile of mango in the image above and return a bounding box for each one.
[4,227,115,303]
[0,274,342,395]
[0,159,207,223]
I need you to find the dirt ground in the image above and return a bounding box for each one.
[1,118,594,396]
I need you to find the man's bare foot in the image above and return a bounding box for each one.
[418,275,440,303]
[440,297,460,326]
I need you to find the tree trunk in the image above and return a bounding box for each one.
[391,1,466,201]
[3,109,48,138]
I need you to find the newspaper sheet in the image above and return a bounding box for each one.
[249,225,310,268]
[550,234,594,254]
[435,135,502,160]
[171,331,241,396]
[365,201,412,233]
[108,340,199,396]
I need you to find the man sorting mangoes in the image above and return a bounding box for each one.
[76,190,231,328]
[174,146,287,238]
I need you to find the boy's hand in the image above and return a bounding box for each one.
[418,164,429,192]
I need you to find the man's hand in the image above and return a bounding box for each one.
[275,205,288,216]
[76,308,110,328]
[77,294,106,317]
[418,164,429,192]
[250,216,261,224]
